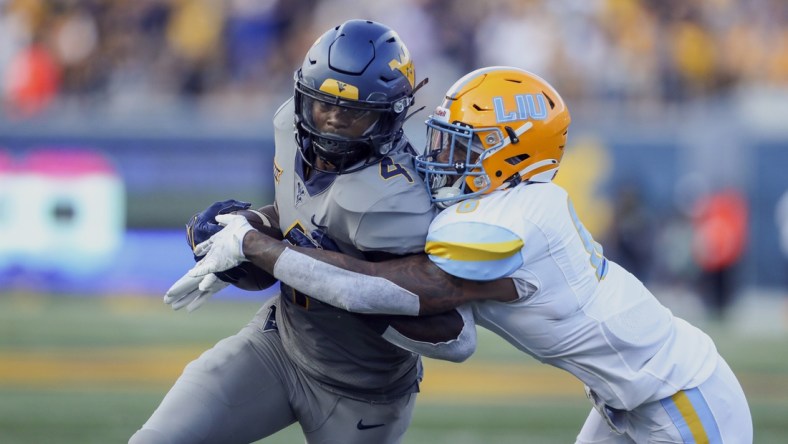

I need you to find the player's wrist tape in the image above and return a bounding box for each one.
[272,248,421,316]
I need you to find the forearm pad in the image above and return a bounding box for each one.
[272,248,421,316]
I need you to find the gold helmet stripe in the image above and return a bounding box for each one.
[319,79,359,100]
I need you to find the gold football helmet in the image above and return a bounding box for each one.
[415,66,570,207]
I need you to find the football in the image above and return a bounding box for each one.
[225,205,282,291]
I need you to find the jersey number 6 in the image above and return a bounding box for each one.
[567,197,608,281]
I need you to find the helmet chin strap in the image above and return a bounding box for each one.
[520,159,560,182]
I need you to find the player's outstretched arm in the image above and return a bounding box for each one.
[240,228,518,316]
[187,214,517,315]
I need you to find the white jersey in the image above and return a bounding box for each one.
[426,182,719,410]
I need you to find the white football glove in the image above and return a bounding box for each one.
[164,273,230,312]
[164,214,255,313]
[188,213,255,278]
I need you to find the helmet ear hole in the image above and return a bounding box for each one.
[505,154,529,165]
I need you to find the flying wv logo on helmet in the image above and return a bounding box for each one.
[388,44,415,89]
[493,94,549,123]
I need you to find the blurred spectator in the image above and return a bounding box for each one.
[3,38,60,118]
[652,208,699,292]
[165,0,225,96]
[474,0,559,77]
[691,188,749,320]
[224,0,282,85]
[607,183,654,282]
[665,13,718,100]
[776,190,788,288]
[1,0,786,119]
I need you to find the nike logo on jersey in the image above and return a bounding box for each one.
[295,180,306,208]
[356,419,385,430]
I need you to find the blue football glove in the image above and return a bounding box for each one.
[286,228,340,252]
[186,199,251,284]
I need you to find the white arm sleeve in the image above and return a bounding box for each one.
[272,247,422,316]
[382,305,477,363]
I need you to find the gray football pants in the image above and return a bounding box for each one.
[130,297,417,444]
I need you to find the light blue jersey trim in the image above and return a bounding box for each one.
[426,222,523,281]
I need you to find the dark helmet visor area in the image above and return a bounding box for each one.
[295,82,403,173]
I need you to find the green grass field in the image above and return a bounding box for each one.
[1,292,787,443]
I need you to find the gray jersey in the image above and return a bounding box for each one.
[272,98,436,402]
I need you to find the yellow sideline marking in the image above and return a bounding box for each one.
[1,348,785,404]
[0,347,204,387]
[0,348,581,400]
[421,360,581,400]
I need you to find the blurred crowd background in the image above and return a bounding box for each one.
[1,0,787,325]
[2,0,788,116]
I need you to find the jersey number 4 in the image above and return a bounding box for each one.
[380,157,413,182]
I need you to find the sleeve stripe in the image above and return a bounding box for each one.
[425,220,524,280]
[429,254,523,281]
[425,239,524,262]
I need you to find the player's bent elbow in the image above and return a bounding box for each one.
[443,340,476,363]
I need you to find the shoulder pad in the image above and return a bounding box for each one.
[354,209,433,254]
[333,154,429,215]
[328,151,433,253]
[334,172,434,253]
[273,98,295,131]
[426,221,523,281]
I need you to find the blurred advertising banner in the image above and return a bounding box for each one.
[0,146,274,300]
[0,148,124,276]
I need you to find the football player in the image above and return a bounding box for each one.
[189,67,754,443]
[131,20,475,444]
